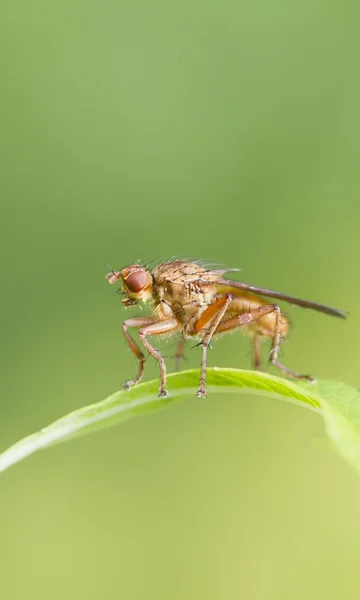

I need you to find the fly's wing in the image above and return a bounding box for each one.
[215,279,348,319]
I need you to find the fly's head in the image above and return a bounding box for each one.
[106,264,153,306]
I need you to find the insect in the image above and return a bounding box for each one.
[106,259,347,398]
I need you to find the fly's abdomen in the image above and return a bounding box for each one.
[254,311,289,338]
[227,295,289,339]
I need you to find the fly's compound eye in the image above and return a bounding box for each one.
[125,270,148,293]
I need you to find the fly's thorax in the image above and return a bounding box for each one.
[150,261,223,332]
[152,260,214,281]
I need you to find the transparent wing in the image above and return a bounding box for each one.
[216,279,348,319]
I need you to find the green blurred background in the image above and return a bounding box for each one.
[1,0,359,598]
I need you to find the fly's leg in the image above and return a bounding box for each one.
[192,293,233,398]
[252,335,261,370]
[267,307,314,382]
[122,318,155,390]
[139,319,178,397]
[174,336,185,372]
[216,304,314,382]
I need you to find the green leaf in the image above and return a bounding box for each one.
[0,368,359,474]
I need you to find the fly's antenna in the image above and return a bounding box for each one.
[106,264,122,284]
[107,264,116,275]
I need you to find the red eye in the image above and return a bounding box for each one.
[125,271,147,293]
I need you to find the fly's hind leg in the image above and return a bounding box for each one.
[216,304,314,382]
[267,307,314,382]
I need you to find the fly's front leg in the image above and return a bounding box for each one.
[139,319,178,397]
[192,293,233,398]
[122,317,155,390]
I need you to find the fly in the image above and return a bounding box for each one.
[106,260,347,398]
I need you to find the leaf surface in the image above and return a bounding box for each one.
[0,369,359,474]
